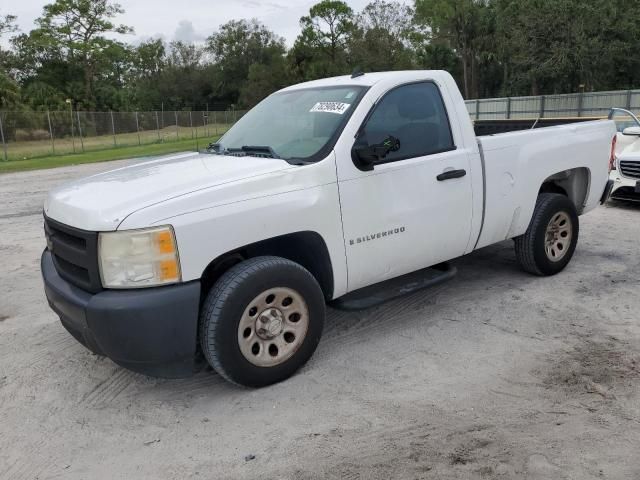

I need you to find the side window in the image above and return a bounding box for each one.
[357,82,455,163]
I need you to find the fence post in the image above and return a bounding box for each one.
[155,111,161,142]
[190,111,198,150]
[174,111,179,141]
[214,111,218,135]
[69,106,76,153]
[202,111,207,140]
[76,110,85,152]
[539,95,546,118]
[110,111,117,146]
[506,97,512,119]
[577,92,584,117]
[626,90,632,110]
[475,99,480,120]
[135,111,141,146]
[47,110,55,155]
[0,113,7,162]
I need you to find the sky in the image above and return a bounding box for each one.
[3,0,410,48]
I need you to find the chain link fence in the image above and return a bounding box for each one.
[465,89,640,121]
[0,110,247,162]
[3,89,640,162]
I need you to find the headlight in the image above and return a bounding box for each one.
[98,226,181,288]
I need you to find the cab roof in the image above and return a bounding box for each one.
[279,70,450,93]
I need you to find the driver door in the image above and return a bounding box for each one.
[337,81,475,292]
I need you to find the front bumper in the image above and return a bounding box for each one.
[41,250,201,378]
[609,172,640,201]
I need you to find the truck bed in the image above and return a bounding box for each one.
[474,117,602,136]
[474,119,614,250]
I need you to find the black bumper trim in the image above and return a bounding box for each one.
[41,250,201,378]
[600,179,615,204]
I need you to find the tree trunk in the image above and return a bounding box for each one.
[461,50,470,99]
[471,55,478,99]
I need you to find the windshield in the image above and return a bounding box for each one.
[212,86,366,162]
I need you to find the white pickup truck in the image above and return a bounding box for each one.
[41,71,616,387]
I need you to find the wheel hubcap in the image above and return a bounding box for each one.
[544,211,572,262]
[256,308,284,339]
[237,287,309,367]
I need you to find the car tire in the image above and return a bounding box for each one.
[514,193,579,276]
[199,256,325,387]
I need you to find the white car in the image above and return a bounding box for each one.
[609,108,640,201]
[41,70,616,387]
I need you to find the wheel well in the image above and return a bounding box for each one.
[200,231,334,301]
[539,167,590,214]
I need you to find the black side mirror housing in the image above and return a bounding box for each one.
[352,135,400,171]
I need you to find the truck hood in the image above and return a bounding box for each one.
[44,152,295,231]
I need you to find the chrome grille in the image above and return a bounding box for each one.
[619,161,640,179]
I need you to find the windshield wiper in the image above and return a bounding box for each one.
[231,145,280,159]
[204,143,284,160]
[205,142,222,153]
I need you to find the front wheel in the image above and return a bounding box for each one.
[514,193,579,276]
[199,256,325,387]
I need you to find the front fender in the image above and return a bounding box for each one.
[120,180,348,298]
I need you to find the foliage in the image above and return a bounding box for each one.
[293,0,355,78]
[349,1,416,71]
[1,0,640,112]
[206,19,287,107]
[15,0,133,108]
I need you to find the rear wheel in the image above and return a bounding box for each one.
[199,256,325,387]
[514,193,579,276]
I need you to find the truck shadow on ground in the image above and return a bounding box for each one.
[120,241,527,400]
[605,199,640,211]
[69,215,635,403]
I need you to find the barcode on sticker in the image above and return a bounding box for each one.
[310,102,351,115]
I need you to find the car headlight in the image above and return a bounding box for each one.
[98,226,181,288]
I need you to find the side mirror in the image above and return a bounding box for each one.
[352,136,400,171]
[622,126,640,136]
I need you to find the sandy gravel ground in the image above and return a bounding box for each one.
[0,160,639,480]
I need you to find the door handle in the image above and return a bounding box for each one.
[437,169,466,181]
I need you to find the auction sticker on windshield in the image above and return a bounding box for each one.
[310,102,351,115]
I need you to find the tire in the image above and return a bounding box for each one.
[199,256,325,387]
[514,193,579,276]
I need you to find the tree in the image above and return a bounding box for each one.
[132,39,165,78]
[21,0,133,108]
[0,12,19,109]
[414,0,492,98]
[207,19,286,106]
[239,54,290,107]
[299,0,354,63]
[0,13,16,38]
[495,0,640,95]
[0,72,20,108]
[349,1,415,71]
[290,0,355,80]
